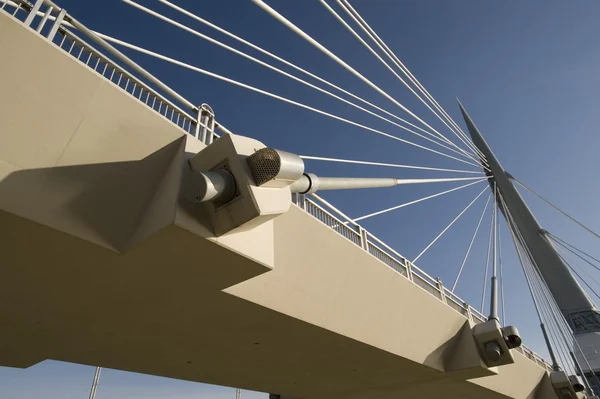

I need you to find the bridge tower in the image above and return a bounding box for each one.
[459,102,600,389]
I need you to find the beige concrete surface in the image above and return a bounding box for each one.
[0,10,557,399]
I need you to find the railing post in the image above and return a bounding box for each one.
[47,8,65,41]
[436,278,447,303]
[194,105,202,140]
[405,260,414,281]
[206,107,216,145]
[359,227,369,251]
[296,193,306,210]
[23,0,43,27]
[36,5,53,33]
[196,103,215,144]
[467,305,474,323]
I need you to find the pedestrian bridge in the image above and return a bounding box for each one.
[0,4,560,398]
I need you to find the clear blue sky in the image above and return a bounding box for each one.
[2,0,600,397]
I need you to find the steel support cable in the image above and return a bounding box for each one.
[333,0,488,164]
[319,0,480,162]
[339,0,472,143]
[507,179,590,382]
[452,193,492,291]
[528,258,575,375]
[514,179,600,241]
[503,198,586,379]
[338,0,489,163]
[412,186,488,263]
[511,233,560,370]
[530,259,592,384]
[516,223,573,374]
[539,277,600,391]
[520,244,569,371]
[481,207,494,313]
[552,246,600,302]
[251,0,473,155]
[502,197,583,377]
[97,35,482,169]
[352,178,488,222]
[546,233,600,271]
[124,1,477,164]
[157,0,462,155]
[534,243,600,388]
[299,155,484,175]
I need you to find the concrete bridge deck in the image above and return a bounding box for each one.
[0,8,557,398]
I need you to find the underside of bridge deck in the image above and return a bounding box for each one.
[0,9,556,399]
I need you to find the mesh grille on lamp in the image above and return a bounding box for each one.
[246,148,282,186]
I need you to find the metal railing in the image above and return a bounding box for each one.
[293,193,553,372]
[1,0,221,144]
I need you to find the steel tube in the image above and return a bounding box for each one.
[489,275,498,321]
[192,169,235,203]
[290,175,399,194]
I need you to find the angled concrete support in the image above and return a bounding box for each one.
[443,321,498,379]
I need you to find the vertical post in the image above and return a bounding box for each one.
[467,305,473,323]
[359,227,369,251]
[235,388,242,399]
[23,0,43,27]
[297,193,305,210]
[207,107,216,145]
[46,8,65,41]
[489,181,499,321]
[406,260,414,282]
[88,366,102,399]
[36,5,53,33]
[194,105,202,140]
[541,323,560,371]
[437,278,447,303]
[197,104,215,144]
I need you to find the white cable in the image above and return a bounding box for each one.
[339,0,489,163]
[333,0,485,162]
[535,243,600,386]
[503,194,582,376]
[528,256,574,374]
[505,198,584,376]
[515,178,600,241]
[251,0,467,150]
[319,0,479,161]
[412,185,487,263]
[158,0,467,155]
[452,193,491,291]
[481,207,494,313]
[552,245,600,301]
[299,155,484,174]
[353,178,487,222]
[124,1,476,163]
[547,232,600,270]
[96,33,482,168]
[511,223,564,371]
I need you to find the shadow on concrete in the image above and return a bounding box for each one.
[0,136,186,252]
